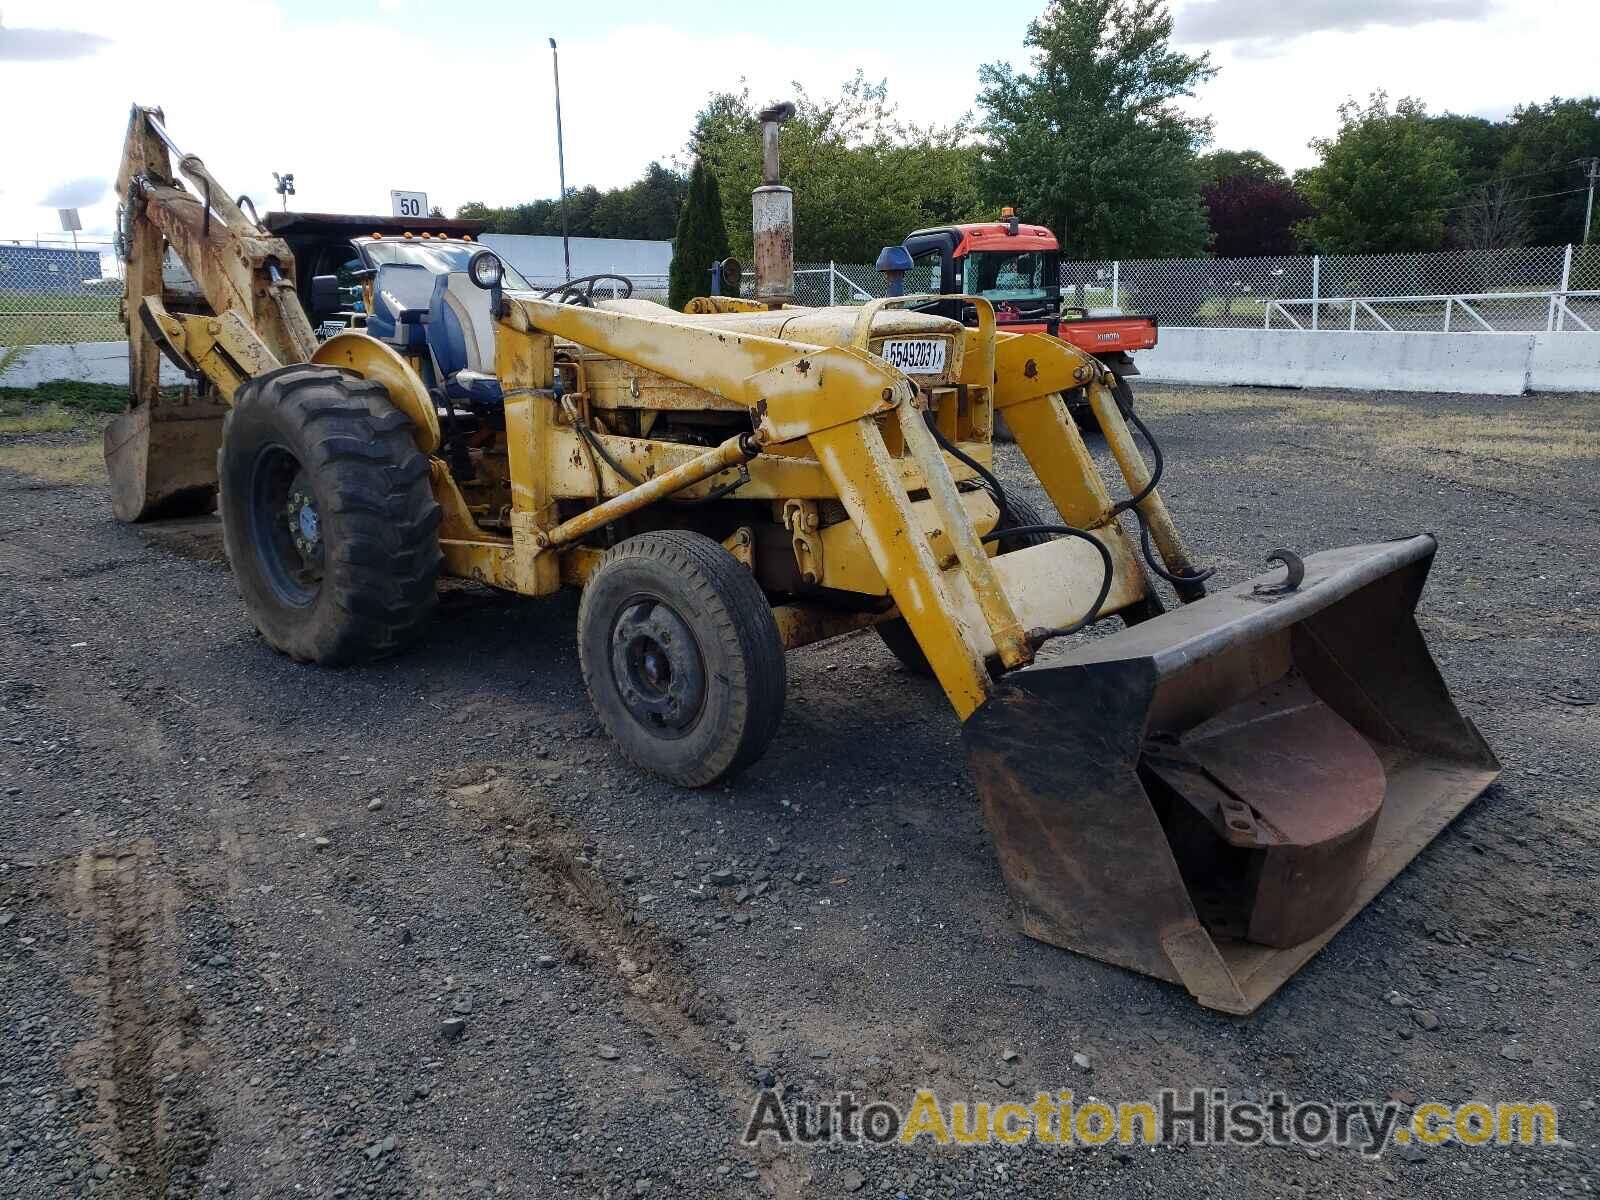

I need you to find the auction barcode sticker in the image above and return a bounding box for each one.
[879,339,947,374]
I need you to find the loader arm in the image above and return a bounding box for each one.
[107,105,319,520]
[991,330,1206,591]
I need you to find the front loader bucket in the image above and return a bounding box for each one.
[964,535,1499,1014]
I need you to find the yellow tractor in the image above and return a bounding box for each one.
[106,103,1499,1013]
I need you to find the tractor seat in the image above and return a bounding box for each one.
[366,262,434,352]
[426,271,503,406]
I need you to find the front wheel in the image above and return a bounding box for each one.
[578,530,785,787]
[218,365,441,664]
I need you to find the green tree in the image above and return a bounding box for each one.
[1424,113,1515,247]
[456,163,688,239]
[668,159,730,311]
[1198,149,1286,187]
[1497,97,1600,245]
[690,74,983,263]
[456,197,562,235]
[1426,113,1511,191]
[1297,93,1460,252]
[590,163,689,241]
[975,0,1215,260]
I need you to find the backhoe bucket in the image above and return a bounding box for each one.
[104,392,227,522]
[964,535,1499,1014]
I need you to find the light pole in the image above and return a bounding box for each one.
[549,37,571,282]
[1581,157,1599,246]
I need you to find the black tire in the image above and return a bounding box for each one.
[1112,372,1137,416]
[578,530,785,787]
[876,494,1051,676]
[218,365,441,664]
[1071,374,1135,432]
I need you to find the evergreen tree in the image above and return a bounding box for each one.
[669,159,730,311]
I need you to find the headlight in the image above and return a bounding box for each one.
[468,250,504,290]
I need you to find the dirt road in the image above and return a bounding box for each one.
[2,384,1597,1198]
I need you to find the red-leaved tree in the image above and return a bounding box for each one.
[1201,176,1314,257]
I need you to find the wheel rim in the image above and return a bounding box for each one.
[608,595,705,738]
[249,445,325,607]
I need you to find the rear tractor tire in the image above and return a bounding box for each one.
[876,494,1052,677]
[218,365,442,664]
[578,530,785,788]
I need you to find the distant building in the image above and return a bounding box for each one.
[0,244,103,293]
[480,234,672,286]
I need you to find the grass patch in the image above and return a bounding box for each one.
[0,404,80,434]
[1140,387,1280,415]
[0,380,132,413]
[1143,385,1600,474]
[0,289,122,345]
[0,440,103,484]
[0,383,119,484]
[1246,396,1600,468]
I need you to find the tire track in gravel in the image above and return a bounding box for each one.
[449,768,738,1080]
[445,767,819,1192]
[59,840,215,1198]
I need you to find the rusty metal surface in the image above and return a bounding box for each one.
[1151,675,1386,848]
[109,107,320,522]
[963,535,1501,1013]
[752,187,794,306]
[102,392,228,522]
[751,103,796,306]
[1144,674,1387,949]
[539,435,756,550]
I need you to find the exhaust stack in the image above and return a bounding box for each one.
[752,101,795,308]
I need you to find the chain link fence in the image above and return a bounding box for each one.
[1068,244,1600,332]
[758,247,1600,332]
[7,234,1596,361]
[1,237,123,350]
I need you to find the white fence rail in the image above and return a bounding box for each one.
[1265,290,1600,333]
[1065,243,1600,332]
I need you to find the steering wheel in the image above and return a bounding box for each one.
[538,274,635,307]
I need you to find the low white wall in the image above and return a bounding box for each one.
[1,340,187,389]
[1527,332,1600,393]
[1134,328,1552,396]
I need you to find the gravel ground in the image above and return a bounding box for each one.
[1,383,1597,1199]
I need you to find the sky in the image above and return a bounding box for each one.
[2,0,1597,244]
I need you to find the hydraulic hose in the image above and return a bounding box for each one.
[1102,378,1215,587]
[1106,387,1162,517]
[927,417,1010,529]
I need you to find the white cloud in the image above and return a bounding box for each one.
[1176,0,1600,172]
[0,3,974,242]
[0,17,109,60]
[41,177,110,208]
[1175,0,1489,50]
[3,0,1597,247]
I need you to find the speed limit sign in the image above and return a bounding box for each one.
[390,190,428,218]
